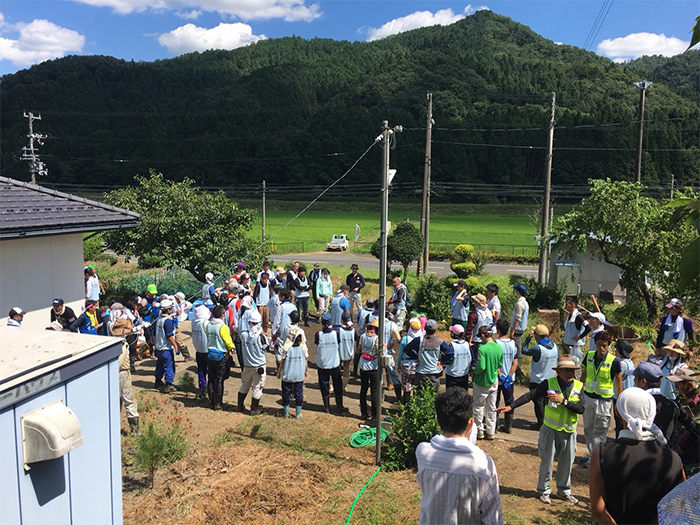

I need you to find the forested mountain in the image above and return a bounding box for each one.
[626,51,700,101]
[1,10,698,196]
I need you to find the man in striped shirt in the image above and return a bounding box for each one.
[416,387,503,524]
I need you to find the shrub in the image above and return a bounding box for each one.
[453,244,474,262]
[383,384,440,471]
[414,274,451,323]
[138,254,164,270]
[471,250,487,275]
[133,400,192,488]
[428,249,453,261]
[177,372,196,397]
[83,233,104,261]
[450,261,476,278]
[522,278,565,310]
[94,252,118,266]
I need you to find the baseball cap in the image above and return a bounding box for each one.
[513,284,527,295]
[409,318,422,330]
[615,339,633,359]
[52,298,64,306]
[425,319,438,331]
[627,361,663,381]
[533,324,549,336]
[454,279,468,288]
[321,312,332,324]
[147,284,158,294]
[350,263,359,269]
[10,306,26,317]
[667,368,699,383]
[449,324,465,335]
[665,298,683,309]
[589,312,612,326]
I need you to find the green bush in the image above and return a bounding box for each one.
[519,278,565,310]
[450,261,476,278]
[138,254,164,270]
[414,274,451,323]
[94,252,118,266]
[83,233,104,261]
[484,253,539,265]
[453,244,474,262]
[428,249,453,261]
[383,384,440,471]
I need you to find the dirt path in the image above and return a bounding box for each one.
[124,323,661,524]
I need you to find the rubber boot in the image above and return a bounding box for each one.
[283,405,290,418]
[402,391,411,405]
[500,412,514,434]
[250,397,262,416]
[237,392,247,413]
[128,417,140,434]
[323,396,331,414]
[213,393,223,411]
[395,384,403,405]
[295,405,302,419]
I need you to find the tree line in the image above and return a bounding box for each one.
[1,10,698,196]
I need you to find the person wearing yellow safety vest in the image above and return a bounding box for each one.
[579,330,623,468]
[496,355,584,505]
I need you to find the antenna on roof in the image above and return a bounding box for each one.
[21,112,49,184]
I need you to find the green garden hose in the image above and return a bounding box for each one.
[345,466,383,524]
[349,427,389,448]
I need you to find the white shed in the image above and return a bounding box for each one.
[0,176,140,330]
[0,327,123,524]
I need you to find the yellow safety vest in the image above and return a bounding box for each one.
[543,376,582,433]
[584,351,615,398]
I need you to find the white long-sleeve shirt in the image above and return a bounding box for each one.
[416,434,503,525]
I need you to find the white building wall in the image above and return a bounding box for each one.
[0,234,85,330]
[549,241,625,300]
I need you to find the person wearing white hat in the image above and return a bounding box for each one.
[562,296,591,367]
[589,387,685,524]
[191,304,212,398]
[586,312,610,353]
[202,272,216,308]
[7,306,26,327]
[153,299,178,392]
[497,354,584,505]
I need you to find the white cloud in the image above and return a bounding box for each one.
[177,9,202,19]
[74,0,321,21]
[366,4,488,42]
[0,15,85,67]
[597,32,689,60]
[158,22,265,53]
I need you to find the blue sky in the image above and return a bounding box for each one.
[0,1,697,74]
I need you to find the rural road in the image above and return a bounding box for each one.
[277,251,538,278]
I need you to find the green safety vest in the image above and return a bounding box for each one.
[543,376,582,433]
[584,351,615,398]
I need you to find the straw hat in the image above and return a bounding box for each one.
[552,354,580,371]
[471,293,488,308]
[663,339,686,356]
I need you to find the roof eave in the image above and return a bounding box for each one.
[0,220,140,240]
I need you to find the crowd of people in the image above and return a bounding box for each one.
[7,259,698,523]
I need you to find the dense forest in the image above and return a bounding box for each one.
[1,10,698,199]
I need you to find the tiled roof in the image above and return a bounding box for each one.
[0,177,140,239]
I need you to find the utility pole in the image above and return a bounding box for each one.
[21,112,48,184]
[262,179,266,244]
[376,119,401,465]
[538,93,556,285]
[418,92,433,276]
[634,81,652,183]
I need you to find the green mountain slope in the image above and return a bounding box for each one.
[1,10,698,194]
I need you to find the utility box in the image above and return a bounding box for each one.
[0,328,123,524]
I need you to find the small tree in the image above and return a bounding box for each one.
[103,171,264,282]
[371,221,424,281]
[551,179,696,321]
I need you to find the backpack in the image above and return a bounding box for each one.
[404,286,413,310]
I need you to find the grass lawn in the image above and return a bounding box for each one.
[248,209,539,254]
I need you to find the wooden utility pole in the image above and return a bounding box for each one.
[418,92,433,276]
[262,179,266,243]
[634,81,652,183]
[538,93,556,285]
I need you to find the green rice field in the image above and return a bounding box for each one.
[248,208,539,254]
